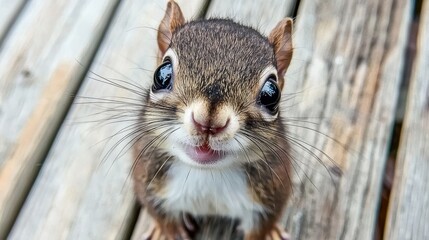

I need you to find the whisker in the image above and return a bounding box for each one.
[239,131,287,192]
[147,155,173,190]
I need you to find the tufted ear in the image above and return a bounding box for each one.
[158,0,185,56]
[268,18,293,90]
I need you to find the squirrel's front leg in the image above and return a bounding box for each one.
[242,214,290,240]
[244,225,290,240]
[141,204,196,240]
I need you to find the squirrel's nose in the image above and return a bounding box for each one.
[192,112,229,135]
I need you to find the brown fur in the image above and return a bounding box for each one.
[268,18,294,90]
[133,1,294,239]
[157,1,185,55]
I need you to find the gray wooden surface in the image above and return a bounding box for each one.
[0,0,426,239]
[385,1,429,239]
[280,0,411,239]
[282,0,411,239]
[0,0,119,238]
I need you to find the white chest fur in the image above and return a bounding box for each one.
[161,162,264,231]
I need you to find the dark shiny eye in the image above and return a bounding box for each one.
[258,76,280,114]
[152,59,173,92]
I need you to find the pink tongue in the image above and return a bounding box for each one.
[197,143,211,154]
[189,143,221,164]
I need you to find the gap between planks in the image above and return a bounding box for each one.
[0,0,28,48]
[384,0,429,239]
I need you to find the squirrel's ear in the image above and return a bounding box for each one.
[158,0,185,55]
[268,18,293,90]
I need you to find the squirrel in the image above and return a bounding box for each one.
[132,1,294,239]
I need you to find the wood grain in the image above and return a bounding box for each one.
[0,0,119,238]
[8,0,208,239]
[206,0,297,35]
[385,1,429,239]
[0,0,26,44]
[281,0,411,239]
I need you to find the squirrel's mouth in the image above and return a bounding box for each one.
[184,142,223,164]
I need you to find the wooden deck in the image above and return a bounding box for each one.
[0,0,427,239]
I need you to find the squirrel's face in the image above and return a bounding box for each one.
[142,1,293,168]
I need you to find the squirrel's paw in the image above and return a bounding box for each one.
[266,224,290,240]
[141,224,190,240]
[141,222,164,240]
[141,214,195,240]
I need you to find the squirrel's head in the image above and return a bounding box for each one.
[143,0,293,168]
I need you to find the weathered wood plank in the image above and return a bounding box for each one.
[0,0,119,238]
[385,1,429,239]
[0,0,27,44]
[281,0,411,239]
[8,0,207,239]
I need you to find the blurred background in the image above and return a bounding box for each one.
[0,0,427,239]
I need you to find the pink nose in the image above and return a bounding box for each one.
[192,113,229,135]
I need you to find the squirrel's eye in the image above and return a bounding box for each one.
[258,76,280,114]
[152,59,173,92]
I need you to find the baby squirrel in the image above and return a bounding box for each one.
[133,1,294,239]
